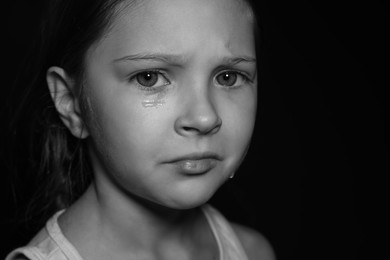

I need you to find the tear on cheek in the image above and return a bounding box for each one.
[142,99,165,108]
[141,88,169,108]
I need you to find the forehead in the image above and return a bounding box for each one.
[112,0,254,30]
[90,0,255,60]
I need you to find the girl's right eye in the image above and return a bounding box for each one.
[130,71,170,89]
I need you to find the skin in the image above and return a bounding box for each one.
[47,0,274,259]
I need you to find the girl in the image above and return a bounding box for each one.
[6,0,275,259]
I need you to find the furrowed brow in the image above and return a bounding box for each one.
[113,52,187,65]
[222,56,257,65]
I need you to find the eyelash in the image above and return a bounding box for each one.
[215,70,252,89]
[128,69,170,92]
[128,69,253,91]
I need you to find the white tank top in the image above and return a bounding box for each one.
[6,205,248,260]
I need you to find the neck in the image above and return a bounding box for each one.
[93,180,198,244]
[59,182,207,259]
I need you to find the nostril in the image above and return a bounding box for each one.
[180,119,222,135]
[182,126,197,132]
[209,120,222,134]
[174,100,222,136]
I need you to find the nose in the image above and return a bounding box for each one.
[174,90,222,137]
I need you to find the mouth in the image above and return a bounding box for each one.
[164,152,222,175]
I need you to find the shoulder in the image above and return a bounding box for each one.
[6,219,62,260]
[231,222,276,260]
[5,248,39,260]
[7,255,30,260]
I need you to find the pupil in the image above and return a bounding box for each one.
[136,72,158,87]
[144,73,152,80]
[216,72,237,86]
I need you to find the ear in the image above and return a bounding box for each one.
[47,66,89,139]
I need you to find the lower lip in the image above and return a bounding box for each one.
[171,159,218,175]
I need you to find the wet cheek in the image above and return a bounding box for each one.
[87,93,168,161]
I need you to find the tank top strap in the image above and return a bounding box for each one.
[202,204,249,260]
[5,210,83,260]
[44,209,84,260]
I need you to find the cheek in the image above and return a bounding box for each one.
[82,83,138,157]
[220,88,257,157]
[83,83,171,165]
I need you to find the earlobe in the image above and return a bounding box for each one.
[46,66,89,139]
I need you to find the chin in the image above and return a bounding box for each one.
[167,196,211,210]
[160,181,222,210]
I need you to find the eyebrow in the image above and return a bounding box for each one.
[222,56,257,67]
[113,52,256,65]
[113,53,187,65]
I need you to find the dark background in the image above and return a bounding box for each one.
[1,0,388,259]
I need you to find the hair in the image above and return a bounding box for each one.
[7,0,262,228]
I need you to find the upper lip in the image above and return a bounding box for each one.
[164,152,222,163]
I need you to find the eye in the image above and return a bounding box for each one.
[215,71,248,88]
[131,71,170,89]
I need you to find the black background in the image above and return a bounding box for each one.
[1,0,388,259]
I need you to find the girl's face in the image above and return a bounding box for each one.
[83,0,257,209]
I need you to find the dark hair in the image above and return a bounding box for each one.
[8,0,133,227]
[7,0,261,228]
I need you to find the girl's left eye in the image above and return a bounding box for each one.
[215,71,248,88]
[130,71,170,89]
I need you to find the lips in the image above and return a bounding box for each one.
[164,152,222,175]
